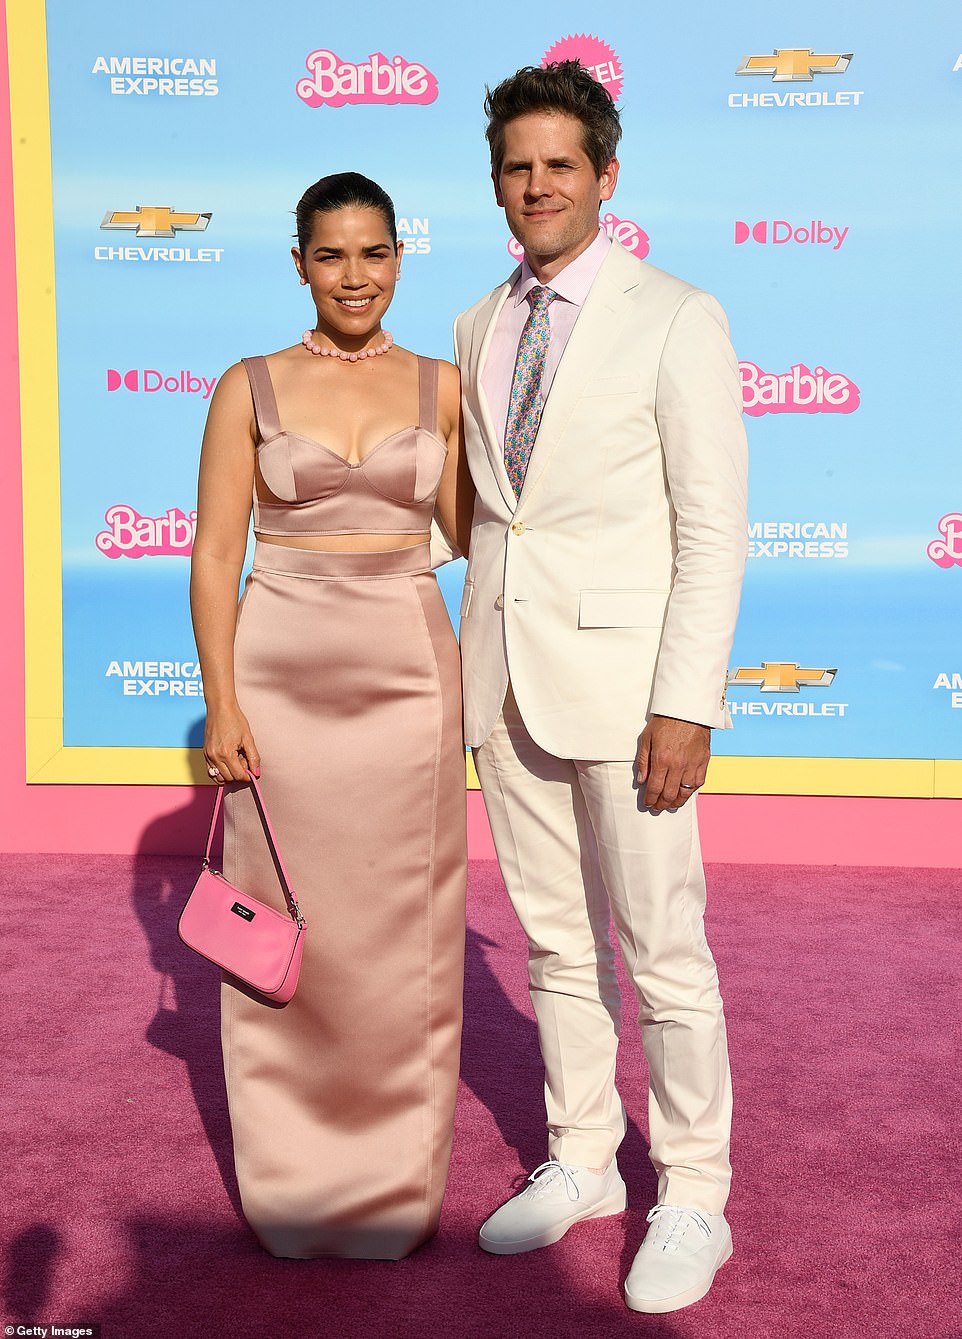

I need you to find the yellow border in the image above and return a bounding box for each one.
[705,757,962,799]
[8,1,206,786]
[10,0,61,780]
[16,748,962,796]
[8,4,959,798]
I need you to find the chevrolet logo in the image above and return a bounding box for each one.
[736,49,852,83]
[100,206,212,238]
[728,663,838,693]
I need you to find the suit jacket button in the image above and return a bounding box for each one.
[494,594,505,610]
[511,521,525,536]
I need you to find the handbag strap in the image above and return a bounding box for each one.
[202,772,305,928]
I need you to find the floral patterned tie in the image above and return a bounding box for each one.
[504,285,556,498]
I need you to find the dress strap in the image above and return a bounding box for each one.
[242,356,282,442]
[416,356,439,436]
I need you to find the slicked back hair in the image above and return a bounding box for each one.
[484,61,622,179]
[294,171,397,252]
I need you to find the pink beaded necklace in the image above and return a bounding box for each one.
[301,329,394,362]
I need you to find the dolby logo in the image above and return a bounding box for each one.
[735,218,848,251]
[107,368,218,399]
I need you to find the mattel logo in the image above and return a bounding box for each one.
[295,49,438,107]
[107,368,218,399]
[740,362,859,416]
[735,219,848,250]
[543,34,623,100]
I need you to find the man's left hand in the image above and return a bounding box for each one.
[636,715,711,811]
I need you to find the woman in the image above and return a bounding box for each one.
[190,172,473,1261]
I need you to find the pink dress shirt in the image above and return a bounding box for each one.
[482,227,611,449]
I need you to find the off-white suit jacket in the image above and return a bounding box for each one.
[455,240,748,761]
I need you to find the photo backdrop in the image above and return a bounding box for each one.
[10,0,962,794]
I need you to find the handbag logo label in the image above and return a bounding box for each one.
[231,902,256,921]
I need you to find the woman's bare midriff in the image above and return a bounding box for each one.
[255,531,431,553]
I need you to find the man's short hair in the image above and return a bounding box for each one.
[484,61,622,179]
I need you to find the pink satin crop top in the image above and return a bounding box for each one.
[242,354,447,536]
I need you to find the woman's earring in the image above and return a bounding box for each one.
[299,276,308,286]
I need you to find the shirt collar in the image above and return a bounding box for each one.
[512,226,611,308]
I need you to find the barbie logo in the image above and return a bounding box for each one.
[927,514,962,569]
[600,213,648,258]
[739,362,860,416]
[96,504,196,558]
[508,214,648,261]
[543,34,623,101]
[295,49,438,107]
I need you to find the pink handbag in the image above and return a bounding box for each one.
[178,772,306,1004]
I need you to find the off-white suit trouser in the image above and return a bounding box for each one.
[474,686,733,1215]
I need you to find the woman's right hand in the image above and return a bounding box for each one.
[204,705,261,783]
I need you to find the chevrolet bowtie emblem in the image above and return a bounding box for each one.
[100,206,212,238]
[728,663,838,693]
[736,49,852,83]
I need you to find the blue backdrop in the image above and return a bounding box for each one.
[44,0,962,766]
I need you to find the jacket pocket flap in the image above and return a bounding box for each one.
[578,588,668,628]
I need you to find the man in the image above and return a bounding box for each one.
[454,63,748,1314]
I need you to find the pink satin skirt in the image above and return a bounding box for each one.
[221,541,466,1259]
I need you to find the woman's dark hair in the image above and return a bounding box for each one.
[294,172,397,252]
[484,61,622,179]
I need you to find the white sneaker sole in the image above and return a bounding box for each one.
[624,1238,733,1314]
[479,1184,628,1256]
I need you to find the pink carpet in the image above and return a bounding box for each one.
[2,854,960,1339]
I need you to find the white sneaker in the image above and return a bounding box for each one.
[479,1159,627,1255]
[624,1204,732,1313]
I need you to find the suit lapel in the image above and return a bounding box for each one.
[470,271,518,511]
[518,243,640,506]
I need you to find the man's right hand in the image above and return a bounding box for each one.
[636,715,710,811]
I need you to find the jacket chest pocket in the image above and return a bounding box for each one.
[578,588,669,628]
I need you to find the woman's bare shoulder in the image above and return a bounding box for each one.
[435,356,459,381]
[436,358,460,410]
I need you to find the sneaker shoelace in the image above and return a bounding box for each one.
[522,1160,582,1202]
[645,1204,712,1253]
